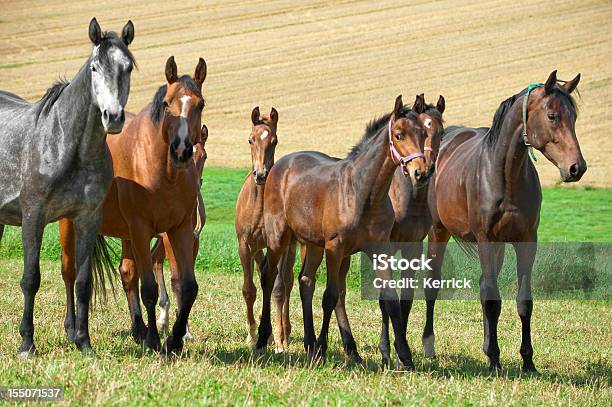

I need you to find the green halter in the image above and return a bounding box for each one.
[522,83,544,162]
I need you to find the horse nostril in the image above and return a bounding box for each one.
[102,110,109,122]
[119,110,125,122]
[415,169,423,180]
[252,170,257,176]
[569,163,579,177]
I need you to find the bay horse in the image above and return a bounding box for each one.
[425,70,585,372]
[153,123,208,341]
[60,56,207,355]
[373,94,446,367]
[235,107,296,353]
[0,18,135,356]
[258,95,428,367]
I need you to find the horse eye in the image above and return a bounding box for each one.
[163,101,169,109]
[547,112,558,121]
[395,133,402,140]
[248,139,253,145]
[90,65,97,73]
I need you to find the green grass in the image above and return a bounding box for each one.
[0,167,610,405]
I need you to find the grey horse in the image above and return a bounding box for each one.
[0,18,135,356]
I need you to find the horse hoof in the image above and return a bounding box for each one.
[346,351,364,366]
[267,334,274,346]
[161,336,183,357]
[522,363,538,374]
[488,363,503,375]
[65,329,76,343]
[80,346,96,358]
[183,331,194,342]
[397,360,415,372]
[17,346,36,359]
[156,320,169,333]
[144,334,161,353]
[422,334,436,358]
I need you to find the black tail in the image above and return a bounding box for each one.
[91,235,119,305]
[453,237,479,259]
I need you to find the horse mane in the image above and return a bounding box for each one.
[347,107,417,159]
[485,85,577,147]
[34,79,70,121]
[151,75,204,126]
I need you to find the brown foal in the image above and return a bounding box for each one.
[153,124,209,341]
[235,107,296,353]
[60,56,207,354]
[257,96,428,367]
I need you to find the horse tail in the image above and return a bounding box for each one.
[91,235,119,305]
[258,252,269,280]
[453,238,479,260]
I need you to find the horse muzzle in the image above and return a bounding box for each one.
[103,109,125,134]
[561,160,587,182]
[253,169,268,185]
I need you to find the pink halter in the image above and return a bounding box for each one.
[388,119,425,167]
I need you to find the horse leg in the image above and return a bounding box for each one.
[422,224,450,358]
[151,237,170,333]
[239,240,257,345]
[17,208,45,357]
[335,257,363,364]
[255,247,283,351]
[59,218,77,342]
[514,242,537,373]
[71,213,103,355]
[281,240,297,350]
[396,243,418,366]
[162,225,198,355]
[129,231,160,352]
[272,243,296,353]
[299,244,323,359]
[313,247,342,363]
[378,296,392,368]
[165,233,194,342]
[478,241,505,372]
[377,247,414,370]
[119,240,147,343]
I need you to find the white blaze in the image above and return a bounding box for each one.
[260,130,269,140]
[177,95,191,154]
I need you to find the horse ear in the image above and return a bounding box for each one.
[89,17,102,45]
[121,20,134,46]
[200,124,209,144]
[194,58,207,89]
[436,95,446,114]
[270,107,279,126]
[165,56,178,84]
[563,73,581,94]
[413,93,425,114]
[393,95,403,118]
[251,106,260,125]
[544,70,557,94]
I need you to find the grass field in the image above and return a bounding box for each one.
[0,168,610,405]
[0,0,611,187]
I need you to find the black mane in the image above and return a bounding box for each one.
[347,107,417,159]
[35,79,70,120]
[151,75,204,126]
[485,85,577,147]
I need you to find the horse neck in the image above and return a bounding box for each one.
[350,126,398,207]
[248,177,265,223]
[56,60,107,161]
[145,120,181,184]
[489,101,532,202]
